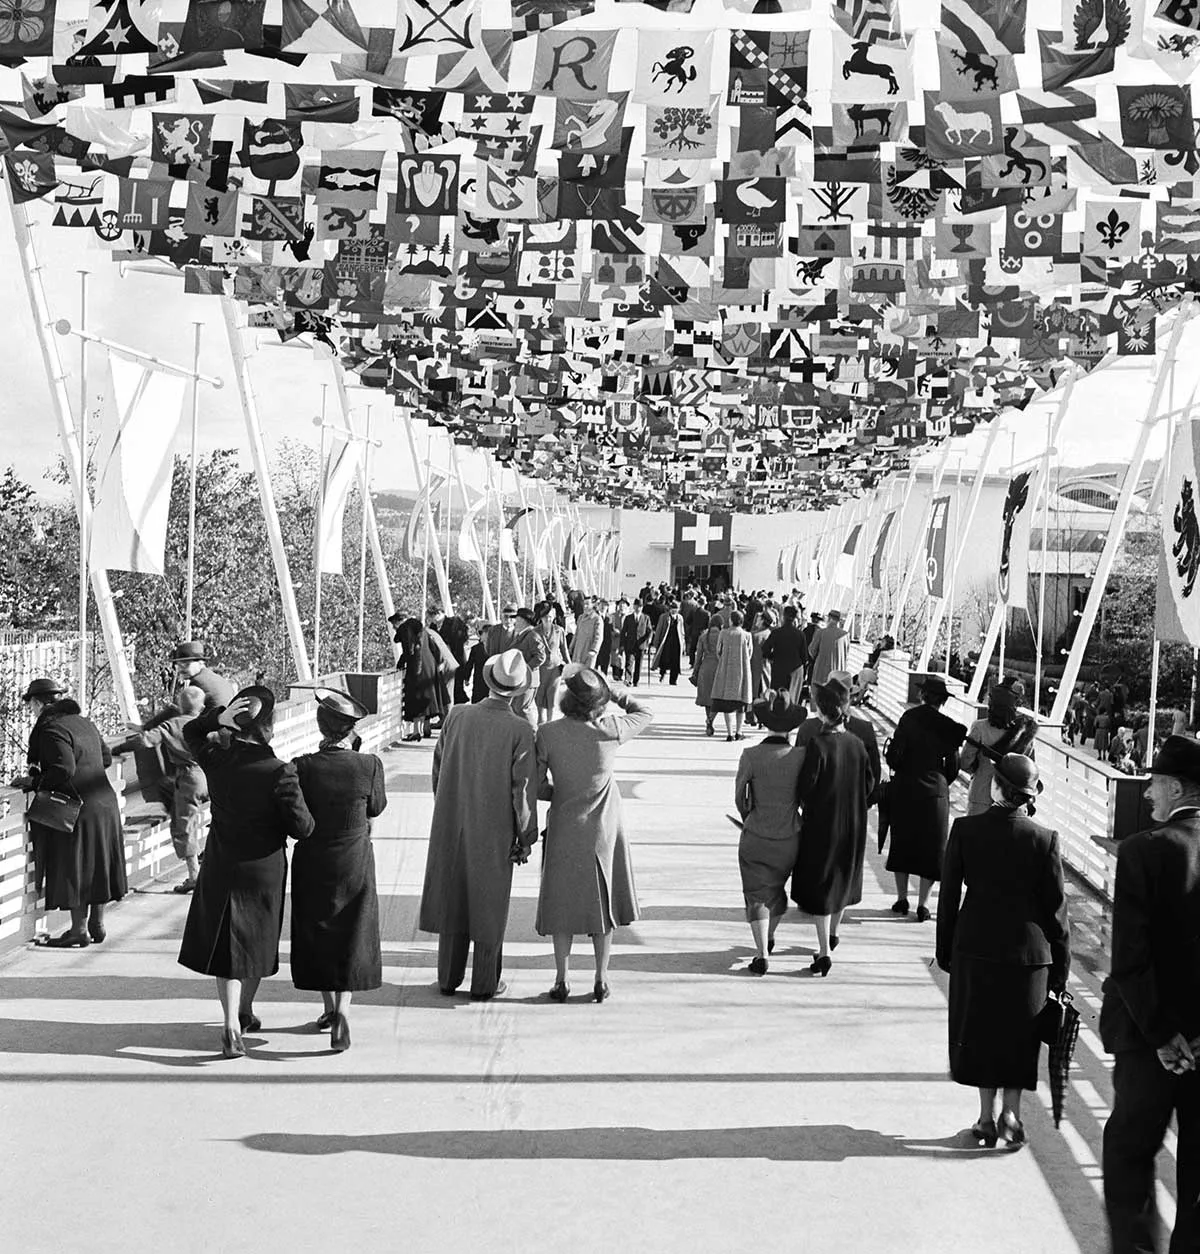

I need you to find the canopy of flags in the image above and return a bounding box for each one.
[5,0,1200,511]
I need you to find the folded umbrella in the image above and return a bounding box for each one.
[1042,990,1081,1128]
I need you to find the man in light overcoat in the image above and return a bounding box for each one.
[419,649,538,1000]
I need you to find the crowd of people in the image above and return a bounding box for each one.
[10,580,1200,1252]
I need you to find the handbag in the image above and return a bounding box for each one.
[27,789,83,834]
[1036,989,1071,1046]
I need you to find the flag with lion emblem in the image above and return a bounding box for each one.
[1156,417,1200,647]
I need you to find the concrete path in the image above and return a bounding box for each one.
[0,685,1133,1252]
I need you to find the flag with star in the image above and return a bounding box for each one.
[74,0,157,57]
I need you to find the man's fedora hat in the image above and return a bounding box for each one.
[170,640,209,664]
[561,663,611,714]
[21,677,65,703]
[920,675,951,701]
[483,649,532,695]
[1149,734,1200,785]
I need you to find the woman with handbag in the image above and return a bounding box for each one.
[935,755,1071,1149]
[734,691,807,974]
[11,677,127,948]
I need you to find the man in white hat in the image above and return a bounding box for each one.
[419,649,538,1000]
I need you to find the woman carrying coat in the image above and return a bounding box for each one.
[691,620,722,736]
[178,688,315,1058]
[534,599,571,723]
[885,676,967,922]
[535,665,651,1003]
[735,691,807,973]
[11,677,127,948]
[291,691,386,1053]
[792,675,874,976]
[959,686,1038,817]
[935,755,1070,1149]
[710,609,754,742]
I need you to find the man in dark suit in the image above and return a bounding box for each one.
[1102,735,1200,1254]
[760,604,808,693]
[620,600,651,686]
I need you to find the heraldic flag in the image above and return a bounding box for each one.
[1156,418,1200,647]
[673,511,732,566]
[997,470,1035,610]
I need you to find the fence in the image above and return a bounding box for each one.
[0,669,406,955]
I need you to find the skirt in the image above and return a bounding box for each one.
[34,792,128,910]
[712,698,747,713]
[738,830,799,921]
[948,953,1047,1091]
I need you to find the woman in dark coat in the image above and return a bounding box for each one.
[395,616,445,740]
[936,755,1070,1149]
[178,687,314,1058]
[291,692,386,1053]
[735,691,806,973]
[792,676,874,976]
[11,677,127,947]
[884,676,967,922]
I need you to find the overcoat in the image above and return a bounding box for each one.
[419,698,538,946]
[760,623,807,691]
[796,713,882,805]
[792,727,873,915]
[651,611,685,673]
[534,696,651,935]
[397,622,445,722]
[692,625,721,707]
[178,707,314,978]
[749,628,771,703]
[808,624,850,688]
[959,716,1038,817]
[290,746,387,992]
[885,703,965,881]
[26,699,127,910]
[570,610,603,667]
[710,626,753,704]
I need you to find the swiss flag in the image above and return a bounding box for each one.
[673,512,733,565]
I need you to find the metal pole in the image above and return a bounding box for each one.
[421,431,432,623]
[943,455,964,676]
[356,405,372,673]
[1051,303,1194,725]
[6,190,137,720]
[1149,376,1178,752]
[1033,405,1054,715]
[184,321,202,639]
[77,270,89,713]
[313,384,328,680]
[219,297,313,682]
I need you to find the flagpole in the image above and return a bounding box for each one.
[1148,367,1178,755]
[943,455,964,676]
[184,321,203,640]
[356,404,373,673]
[77,270,89,713]
[442,434,453,592]
[421,427,432,623]
[313,384,328,680]
[1033,406,1055,714]
[890,442,953,645]
[488,456,503,611]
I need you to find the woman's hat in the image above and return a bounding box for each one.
[814,675,853,714]
[1149,734,1200,785]
[752,690,807,734]
[483,649,532,695]
[170,640,208,663]
[995,753,1043,799]
[920,675,951,701]
[316,689,369,722]
[561,662,611,713]
[230,684,276,733]
[21,677,64,703]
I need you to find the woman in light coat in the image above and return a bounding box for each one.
[710,610,754,742]
[535,665,651,1003]
[692,621,722,736]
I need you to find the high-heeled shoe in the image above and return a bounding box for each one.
[220,1028,246,1059]
[809,955,832,978]
[548,981,570,1002]
[238,1010,261,1033]
[890,898,910,915]
[330,1013,351,1052]
[87,920,107,943]
[593,981,610,1003]
[915,905,932,923]
[35,931,90,948]
[767,936,776,954]
[998,1112,1025,1149]
[315,1009,336,1030]
[748,956,768,975]
[970,1119,998,1148]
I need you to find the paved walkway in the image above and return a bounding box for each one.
[0,685,1143,1253]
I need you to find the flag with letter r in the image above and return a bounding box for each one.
[673,511,732,566]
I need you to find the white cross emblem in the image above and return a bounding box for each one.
[682,514,723,557]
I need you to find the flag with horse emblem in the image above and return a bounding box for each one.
[1157,418,1200,646]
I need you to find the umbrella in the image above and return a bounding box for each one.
[1044,990,1081,1128]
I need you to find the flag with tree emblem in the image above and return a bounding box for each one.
[673,511,732,565]
[1157,418,1200,646]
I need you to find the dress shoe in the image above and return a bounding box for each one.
[35,931,90,948]
[970,1119,998,1148]
[87,923,107,943]
[998,1112,1026,1149]
[330,1014,351,1052]
[315,1010,336,1030]
[470,981,507,1001]
[593,981,610,1003]
[173,881,195,895]
[548,981,570,1003]
[890,898,910,916]
[915,905,932,923]
[220,1028,246,1059]
[749,956,768,975]
[809,955,832,978]
[238,1011,262,1033]
[438,986,458,997]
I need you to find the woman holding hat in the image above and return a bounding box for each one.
[792,675,875,976]
[959,686,1039,818]
[936,755,1070,1149]
[535,665,651,1002]
[11,677,127,948]
[735,690,807,973]
[290,691,386,1052]
[178,687,315,1058]
[884,676,967,922]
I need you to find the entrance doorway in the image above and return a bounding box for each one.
[673,563,733,594]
